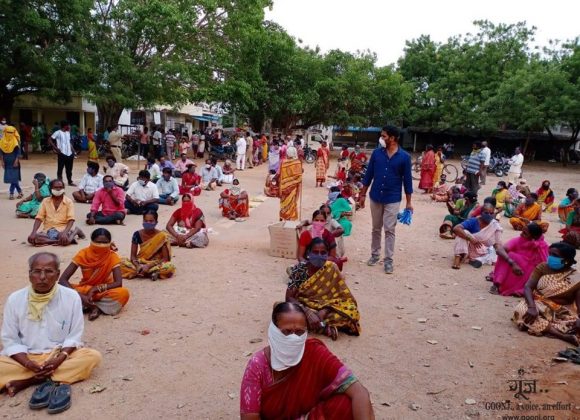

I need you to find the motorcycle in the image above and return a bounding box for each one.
[303,144,316,164]
[209,142,236,161]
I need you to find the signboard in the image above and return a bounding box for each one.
[153,112,161,125]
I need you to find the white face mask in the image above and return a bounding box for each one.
[205,164,211,169]
[268,321,307,371]
[138,179,147,186]
[51,189,65,197]
[379,138,387,148]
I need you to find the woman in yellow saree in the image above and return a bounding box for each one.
[432,147,444,185]
[279,147,303,221]
[121,210,175,280]
[286,237,360,341]
[59,228,130,320]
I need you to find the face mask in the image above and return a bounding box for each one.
[481,213,494,223]
[328,191,340,202]
[496,185,502,190]
[230,186,241,196]
[311,221,326,238]
[379,138,386,148]
[51,189,65,197]
[525,199,534,206]
[138,180,147,186]
[308,252,328,268]
[1,120,6,125]
[205,164,211,169]
[547,255,565,270]
[104,181,115,189]
[142,222,157,230]
[89,241,111,253]
[267,321,307,371]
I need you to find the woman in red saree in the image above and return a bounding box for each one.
[418,145,435,193]
[240,302,374,420]
[179,163,201,195]
[315,141,330,187]
[165,193,208,248]
[58,228,130,320]
[219,178,249,219]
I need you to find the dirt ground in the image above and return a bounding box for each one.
[0,152,578,420]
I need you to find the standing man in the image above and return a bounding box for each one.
[245,131,254,169]
[108,125,123,162]
[236,134,247,171]
[165,129,177,160]
[507,147,524,185]
[480,140,491,185]
[359,125,413,274]
[152,127,162,159]
[49,120,75,186]
[464,142,484,194]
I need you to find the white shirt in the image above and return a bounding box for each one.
[152,131,162,145]
[127,180,160,201]
[236,138,247,155]
[508,153,524,174]
[51,130,73,156]
[201,166,218,183]
[1,285,84,356]
[481,146,491,166]
[79,173,104,194]
[156,177,179,198]
[148,163,161,180]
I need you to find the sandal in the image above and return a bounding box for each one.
[469,260,483,269]
[488,285,500,295]
[88,307,101,321]
[17,193,23,199]
[47,384,72,414]
[9,194,14,200]
[29,380,56,410]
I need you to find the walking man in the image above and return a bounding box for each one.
[49,121,75,186]
[479,140,491,185]
[464,142,484,193]
[236,134,247,170]
[358,125,413,274]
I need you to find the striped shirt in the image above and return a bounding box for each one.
[466,150,484,174]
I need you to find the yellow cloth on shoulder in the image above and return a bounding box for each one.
[28,284,58,321]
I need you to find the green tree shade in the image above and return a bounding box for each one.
[84,0,270,131]
[0,0,92,118]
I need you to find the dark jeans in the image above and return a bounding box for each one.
[465,172,480,194]
[140,143,149,158]
[57,153,74,184]
[88,211,125,224]
[124,199,159,215]
[159,194,179,205]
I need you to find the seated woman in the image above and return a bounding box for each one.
[298,210,337,263]
[451,203,503,269]
[165,193,209,248]
[179,163,201,196]
[15,173,51,218]
[320,204,346,257]
[488,223,549,296]
[219,178,249,220]
[560,198,580,249]
[491,181,508,212]
[558,187,578,224]
[439,191,478,239]
[503,183,525,218]
[286,238,360,341]
[431,174,451,202]
[58,228,130,320]
[510,193,549,233]
[240,302,373,420]
[512,242,579,346]
[536,180,555,213]
[329,189,353,238]
[120,210,175,281]
[221,159,235,184]
[263,170,279,198]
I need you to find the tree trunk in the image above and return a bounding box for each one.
[96,101,124,134]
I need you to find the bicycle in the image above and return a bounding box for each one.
[412,155,459,182]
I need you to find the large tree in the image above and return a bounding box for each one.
[84,0,270,130]
[0,0,91,118]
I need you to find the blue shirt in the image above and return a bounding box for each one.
[362,147,413,204]
[466,150,484,174]
[461,217,481,234]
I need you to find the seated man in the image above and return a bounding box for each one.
[124,170,159,215]
[87,175,126,225]
[103,156,129,189]
[211,158,224,186]
[156,167,180,205]
[173,153,194,178]
[0,252,101,412]
[201,159,219,191]
[72,161,103,203]
[158,155,175,173]
[28,179,85,246]
[145,157,161,183]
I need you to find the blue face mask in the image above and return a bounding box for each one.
[142,222,157,230]
[481,213,494,223]
[547,255,565,270]
[308,253,328,268]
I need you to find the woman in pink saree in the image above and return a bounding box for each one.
[451,203,503,269]
[488,223,549,296]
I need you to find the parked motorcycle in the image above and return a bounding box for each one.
[303,145,316,164]
[209,142,236,161]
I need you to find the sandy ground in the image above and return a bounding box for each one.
[0,152,579,420]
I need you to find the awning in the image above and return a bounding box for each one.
[193,114,220,122]
[333,126,381,132]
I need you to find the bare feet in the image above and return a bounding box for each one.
[88,307,101,321]
[3,378,41,397]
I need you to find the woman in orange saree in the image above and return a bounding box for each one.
[58,228,130,320]
[315,141,330,187]
[510,193,549,233]
[279,148,302,220]
[240,302,374,420]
